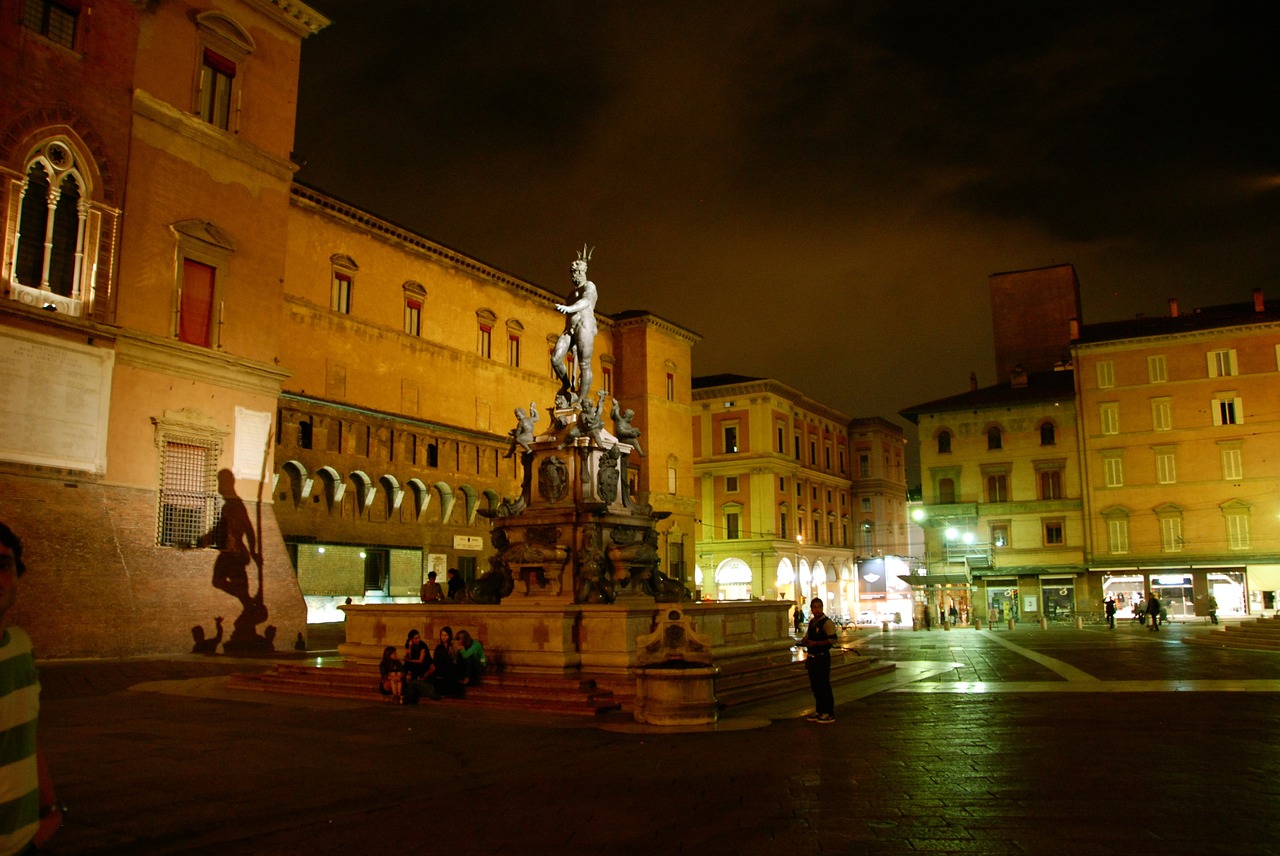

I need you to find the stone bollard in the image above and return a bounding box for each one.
[1074,616,1084,630]
[1007,618,1015,631]
[881,621,890,633]
[1039,616,1048,629]
[974,618,983,630]
[943,619,951,631]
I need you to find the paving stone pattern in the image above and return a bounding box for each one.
[35,623,1280,855]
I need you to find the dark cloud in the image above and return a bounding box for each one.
[297,0,1280,481]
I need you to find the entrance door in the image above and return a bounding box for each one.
[1041,578,1075,621]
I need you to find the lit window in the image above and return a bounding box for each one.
[21,0,78,49]
[991,523,1009,548]
[1148,355,1168,383]
[1096,360,1115,388]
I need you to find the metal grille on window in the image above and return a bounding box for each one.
[158,438,221,547]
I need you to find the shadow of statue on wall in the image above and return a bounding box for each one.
[202,468,273,652]
[191,616,223,653]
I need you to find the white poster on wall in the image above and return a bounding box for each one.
[0,328,113,473]
[233,407,274,481]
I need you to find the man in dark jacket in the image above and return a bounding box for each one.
[802,598,839,723]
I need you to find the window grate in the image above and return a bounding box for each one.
[158,437,221,547]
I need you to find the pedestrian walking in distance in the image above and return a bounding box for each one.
[803,597,839,724]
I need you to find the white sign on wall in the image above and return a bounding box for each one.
[453,535,483,551]
[233,407,274,481]
[0,328,113,474]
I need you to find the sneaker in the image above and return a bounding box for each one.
[815,714,836,724]
[805,712,823,721]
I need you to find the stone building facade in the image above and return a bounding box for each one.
[1,0,330,657]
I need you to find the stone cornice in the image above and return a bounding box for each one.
[133,90,297,182]
[115,329,290,397]
[289,185,572,311]
[1073,319,1280,352]
[241,0,331,37]
[610,311,702,345]
[694,378,852,425]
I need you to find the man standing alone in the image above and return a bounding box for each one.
[0,522,62,854]
[802,597,838,724]
[1146,592,1162,631]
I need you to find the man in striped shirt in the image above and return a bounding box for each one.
[0,522,60,855]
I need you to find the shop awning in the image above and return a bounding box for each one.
[895,572,972,587]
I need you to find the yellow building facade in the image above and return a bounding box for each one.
[1073,294,1280,618]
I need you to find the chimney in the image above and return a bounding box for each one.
[969,372,978,392]
[1169,298,1179,318]
[1254,288,1265,313]
[1010,364,1028,389]
[1068,318,1080,340]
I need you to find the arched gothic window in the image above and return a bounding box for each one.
[10,139,94,315]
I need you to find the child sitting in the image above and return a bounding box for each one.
[378,645,404,703]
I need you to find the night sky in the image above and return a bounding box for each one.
[293,2,1280,484]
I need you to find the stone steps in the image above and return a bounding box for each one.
[228,664,622,716]
[1182,616,1280,652]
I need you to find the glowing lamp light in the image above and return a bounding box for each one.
[911,508,926,522]
[945,527,959,541]
[317,546,325,554]
[962,532,976,545]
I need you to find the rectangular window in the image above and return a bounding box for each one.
[667,465,677,494]
[1096,360,1115,388]
[1221,447,1243,480]
[990,522,1009,548]
[404,298,421,336]
[1208,349,1238,378]
[824,446,831,469]
[477,324,492,358]
[839,450,846,473]
[1100,403,1119,435]
[725,512,740,540]
[1212,397,1243,426]
[1151,398,1172,431]
[1160,517,1182,552]
[778,477,785,492]
[179,259,216,347]
[665,372,674,401]
[861,497,871,512]
[794,436,801,460]
[859,453,871,477]
[1227,515,1250,550]
[508,334,521,368]
[809,440,816,465]
[1147,355,1168,383]
[199,49,236,130]
[1155,450,1176,484]
[1039,469,1063,500]
[158,439,219,547]
[776,425,785,453]
[813,519,820,543]
[1043,520,1064,546]
[1104,455,1123,487]
[1107,518,1129,554]
[725,475,739,493]
[986,474,1008,503]
[780,512,788,539]
[21,0,78,49]
[331,272,352,314]
[723,424,739,454]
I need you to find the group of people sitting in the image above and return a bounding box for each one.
[379,625,487,704]
[419,569,466,603]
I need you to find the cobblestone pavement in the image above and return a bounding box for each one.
[34,621,1280,855]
